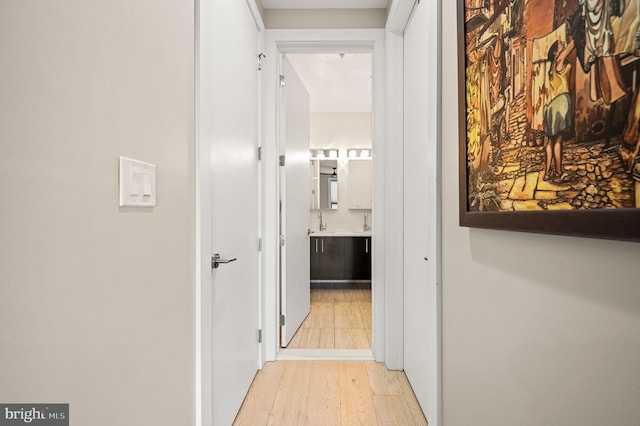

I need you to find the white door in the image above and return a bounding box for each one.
[280,56,311,346]
[198,1,261,424]
[403,1,442,426]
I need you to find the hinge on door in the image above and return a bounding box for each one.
[257,53,266,71]
[279,155,285,166]
[280,235,285,246]
[257,146,262,161]
[279,74,286,87]
[257,329,263,343]
[258,238,263,252]
[279,315,286,326]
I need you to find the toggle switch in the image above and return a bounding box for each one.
[119,156,156,207]
[142,173,152,196]
[129,171,141,196]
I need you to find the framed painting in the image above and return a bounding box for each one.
[458,0,640,242]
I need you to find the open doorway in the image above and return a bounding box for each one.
[261,29,387,365]
[278,52,374,354]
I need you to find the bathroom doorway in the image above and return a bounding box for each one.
[279,51,374,353]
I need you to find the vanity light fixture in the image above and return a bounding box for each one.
[312,148,371,159]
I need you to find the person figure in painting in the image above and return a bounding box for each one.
[544,38,575,182]
[620,30,640,208]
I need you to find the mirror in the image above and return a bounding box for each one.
[311,159,338,209]
[348,158,372,209]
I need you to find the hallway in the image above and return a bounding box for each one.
[233,360,427,425]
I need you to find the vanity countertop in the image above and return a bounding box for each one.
[311,231,372,237]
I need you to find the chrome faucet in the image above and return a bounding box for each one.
[318,211,327,231]
[363,212,371,231]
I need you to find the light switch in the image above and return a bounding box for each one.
[119,156,156,207]
[142,173,152,196]
[129,172,141,196]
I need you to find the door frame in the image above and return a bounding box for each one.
[261,29,389,362]
[195,1,265,425]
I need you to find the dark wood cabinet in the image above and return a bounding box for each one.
[344,237,371,280]
[310,236,371,281]
[310,238,320,280]
[310,236,344,280]
[319,237,345,280]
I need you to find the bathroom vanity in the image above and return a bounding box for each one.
[310,232,372,281]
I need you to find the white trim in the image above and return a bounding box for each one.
[195,2,213,424]
[245,0,265,31]
[256,7,267,369]
[195,0,201,416]
[382,29,405,371]
[386,0,417,35]
[277,348,375,361]
[435,2,443,424]
[262,0,388,9]
[262,29,388,363]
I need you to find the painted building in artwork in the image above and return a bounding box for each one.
[464,0,640,211]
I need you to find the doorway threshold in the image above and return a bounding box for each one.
[276,348,374,361]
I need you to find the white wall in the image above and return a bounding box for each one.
[311,112,373,148]
[0,2,195,425]
[263,9,386,29]
[440,2,640,426]
[310,113,372,232]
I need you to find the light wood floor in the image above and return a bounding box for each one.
[233,360,428,425]
[286,286,372,350]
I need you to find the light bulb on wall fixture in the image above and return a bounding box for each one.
[328,150,338,158]
[360,149,370,157]
[348,149,358,157]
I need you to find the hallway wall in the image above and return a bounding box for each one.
[0,1,195,425]
[440,2,640,426]
[263,9,387,29]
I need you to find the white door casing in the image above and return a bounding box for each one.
[280,56,311,346]
[262,29,387,362]
[403,0,442,425]
[196,1,263,425]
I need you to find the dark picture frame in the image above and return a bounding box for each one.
[457,0,640,242]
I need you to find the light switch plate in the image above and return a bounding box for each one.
[119,156,156,207]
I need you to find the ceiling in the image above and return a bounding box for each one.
[264,0,380,112]
[262,0,388,9]
[286,53,372,113]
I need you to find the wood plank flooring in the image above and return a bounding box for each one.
[233,360,428,426]
[286,286,371,350]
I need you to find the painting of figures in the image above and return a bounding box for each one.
[459,0,640,241]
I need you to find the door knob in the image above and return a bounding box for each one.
[211,253,237,269]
